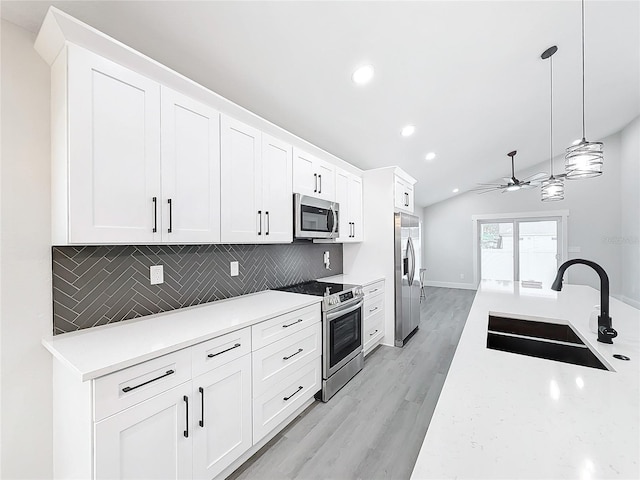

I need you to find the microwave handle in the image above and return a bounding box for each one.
[328,205,338,236]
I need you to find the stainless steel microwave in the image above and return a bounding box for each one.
[294,194,339,239]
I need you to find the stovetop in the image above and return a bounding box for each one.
[276,280,358,297]
[276,280,364,310]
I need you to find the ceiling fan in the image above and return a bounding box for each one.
[473,150,547,194]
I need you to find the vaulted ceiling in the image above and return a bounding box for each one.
[3,1,639,206]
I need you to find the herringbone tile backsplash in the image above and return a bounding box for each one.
[52,243,342,335]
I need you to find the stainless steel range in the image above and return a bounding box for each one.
[277,280,364,402]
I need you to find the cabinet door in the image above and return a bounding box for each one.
[68,44,161,244]
[221,116,262,243]
[348,175,364,242]
[192,355,252,480]
[261,134,293,243]
[335,169,350,242]
[316,159,335,202]
[394,176,414,213]
[94,382,192,480]
[292,148,319,198]
[161,87,221,243]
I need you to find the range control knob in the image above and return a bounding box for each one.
[355,287,363,296]
[328,297,339,306]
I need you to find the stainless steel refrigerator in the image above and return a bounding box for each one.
[394,212,421,346]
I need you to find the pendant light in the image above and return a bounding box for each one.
[541,46,565,202]
[565,0,603,178]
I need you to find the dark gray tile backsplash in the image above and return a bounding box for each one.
[52,242,343,335]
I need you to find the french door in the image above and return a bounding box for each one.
[478,217,563,288]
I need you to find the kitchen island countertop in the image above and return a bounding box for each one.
[411,281,639,479]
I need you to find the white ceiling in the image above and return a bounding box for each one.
[2,0,639,206]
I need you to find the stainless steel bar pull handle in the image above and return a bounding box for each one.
[370,329,379,336]
[257,210,262,235]
[152,197,157,233]
[207,343,241,358]
[183,395,189,438]
[369,306,379,313]
[282,319,303,328]
[168,199,173,233]
[265,211,270,236]
[122,369,175,392]
[198,387,204,427]
[283,385,303,401]
[318,174,322,194]
[314,173,318,193]
[283,348,303,360]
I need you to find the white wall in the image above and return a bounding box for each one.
[0,19,53,479]
[422,124,636,299]
[620,116,640,307]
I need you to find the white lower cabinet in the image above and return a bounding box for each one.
[95,382,193,480]
[192,355,252,480]
[363,280,386,356]
[55,304,322,479]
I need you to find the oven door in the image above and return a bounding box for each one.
[323,299,363,378]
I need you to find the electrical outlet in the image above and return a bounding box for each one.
[323,251,331,270]
[150,265,164,285]
[460,273,465,280]
[230,261,239,277]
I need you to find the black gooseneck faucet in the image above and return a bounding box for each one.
[551,259,618,344]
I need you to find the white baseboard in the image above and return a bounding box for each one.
[615,294,640,310]
[424,280,477,290]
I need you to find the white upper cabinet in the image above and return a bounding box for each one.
[56,44,222,245]
[220,116,293,243]
[161,87,221,243]
[261,134,293,243]
[335,169,363,243]
[65,44,162,244]
[293,149,335,201]
[394,175,415,214]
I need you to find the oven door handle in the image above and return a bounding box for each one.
[326,299,364,321]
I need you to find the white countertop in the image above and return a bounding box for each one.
[319,273,384,287]
[43,290,320,381]
[411,281,640,479]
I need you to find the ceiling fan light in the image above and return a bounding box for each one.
[506,185,520,192]
[565,140,604,179]
[541,176,565,202]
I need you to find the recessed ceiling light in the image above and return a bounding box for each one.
[401,125,415,137]
[572,138,582,145]
[352,65,374,85]
[425,152,436,161]
[452,188,459,193]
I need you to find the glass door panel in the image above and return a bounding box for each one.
[479,222,514,282]
[518,220,559,288]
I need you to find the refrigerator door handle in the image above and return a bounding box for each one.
[407,236,416,286]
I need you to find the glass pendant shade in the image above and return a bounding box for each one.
[565,139,604,179]
[541,176,565,202]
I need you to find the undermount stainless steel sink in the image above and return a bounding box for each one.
[487,313,611,371]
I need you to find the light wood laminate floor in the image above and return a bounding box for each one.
[228,287,476,480]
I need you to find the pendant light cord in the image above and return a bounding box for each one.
[581,0,586,139]
[550,54,554,176]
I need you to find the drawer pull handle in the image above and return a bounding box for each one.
[370,329,379,336]
[283,385,303,401]
[183,395,189,438]
[207,343,241,358]
[122,369,175,393]
[369,307,379,313]
[369,288,379,294]
[283,348,303,360]
[282,319,303,328]
[198,387,204,428]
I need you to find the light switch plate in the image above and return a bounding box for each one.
[230,261,239,277]
[150,265,164,285]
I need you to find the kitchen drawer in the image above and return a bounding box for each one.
[364,280,384,298]
[94,348,191,422]
[364,309,385,353]
[192,327,251,377]
[252,323,321,398]
[252,303,320,350]
[253,356,320,443]
[364,294,384,320]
